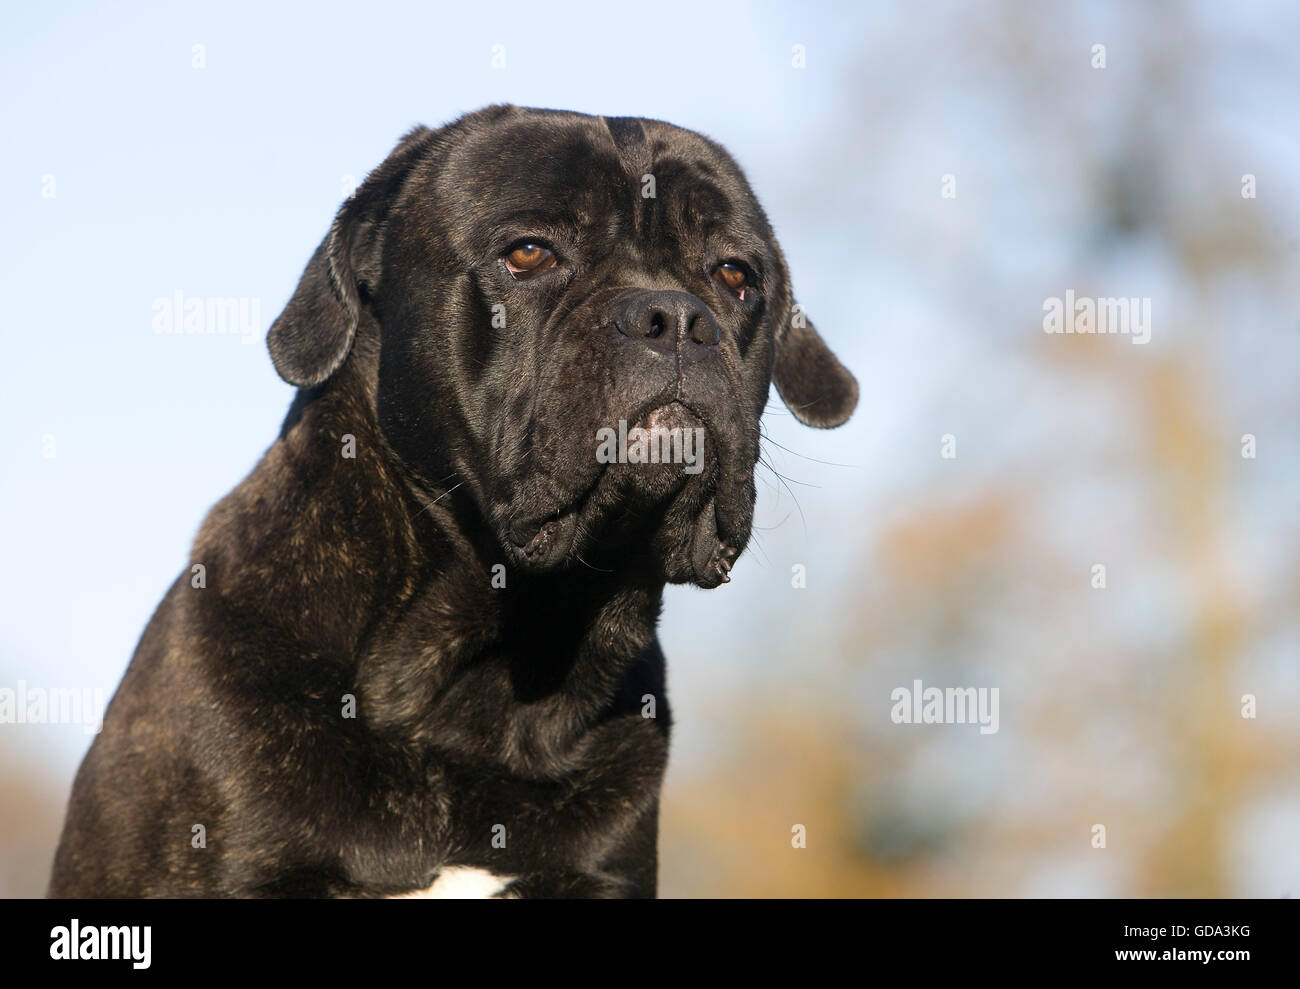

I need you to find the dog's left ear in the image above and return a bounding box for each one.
[772,305,858,429]
[267,126,435,387]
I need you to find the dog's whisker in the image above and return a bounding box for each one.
[572,548,614,574]
[754,455,808,541]
[758,430,860,469]
[413,478,465,519]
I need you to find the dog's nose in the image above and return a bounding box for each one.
[614,290,721,357]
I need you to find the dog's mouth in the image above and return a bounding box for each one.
[500,401,750,587]
[505,503,586,569]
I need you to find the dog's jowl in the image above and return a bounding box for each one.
[48,106,857,898]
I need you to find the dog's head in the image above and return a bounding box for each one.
[268,106,856,588]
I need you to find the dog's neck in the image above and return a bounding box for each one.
[196,363,666,771]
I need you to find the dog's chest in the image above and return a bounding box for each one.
[388,866,515,899]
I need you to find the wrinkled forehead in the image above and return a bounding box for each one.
[424,112,771,258]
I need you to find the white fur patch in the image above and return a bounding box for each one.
[390,866,515,899]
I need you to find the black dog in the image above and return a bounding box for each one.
[49,105,857,898]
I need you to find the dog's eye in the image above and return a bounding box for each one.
[712,262,747,296]
[505,243,557,279]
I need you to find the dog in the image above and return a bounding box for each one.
[48,105,857,898]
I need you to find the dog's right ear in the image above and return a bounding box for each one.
[267,126,436,387]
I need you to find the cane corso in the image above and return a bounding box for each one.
[49,105,857,898]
